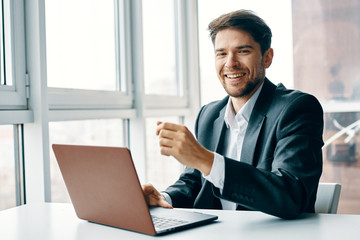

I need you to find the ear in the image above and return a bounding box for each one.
[263,48,274,69]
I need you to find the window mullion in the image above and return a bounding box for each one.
[13,124,26,206]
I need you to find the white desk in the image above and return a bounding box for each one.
[1,203,359,240]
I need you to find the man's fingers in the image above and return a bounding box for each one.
[156,122,183,136]
[158,129,176,140]
[142,184,173,209]
[159,122,180,130]
[142,183,159,196]
[159,146,172,156]
[158,137,173,147]
[149,197,172,209]
[158,198,173,209]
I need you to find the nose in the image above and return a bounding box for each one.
[224,52,239,68]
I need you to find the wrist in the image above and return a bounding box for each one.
[199,150,214,176]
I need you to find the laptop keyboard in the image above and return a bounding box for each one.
[151,215,189,230]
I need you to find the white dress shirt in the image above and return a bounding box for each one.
[203,82,264,210]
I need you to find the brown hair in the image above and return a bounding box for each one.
[208,10,272,54]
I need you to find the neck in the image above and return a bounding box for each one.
[230,79,264,113]
[230,96,249,114]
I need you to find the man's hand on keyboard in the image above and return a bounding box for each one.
[142,183,173,209]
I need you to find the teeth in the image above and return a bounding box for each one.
[227,73,245,78]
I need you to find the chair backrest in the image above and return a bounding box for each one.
[315,183,341,214]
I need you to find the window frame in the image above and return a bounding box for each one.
[142,0,189,110]
[321,101,360,113]
[0,0,30,209]
[0,0,27,110]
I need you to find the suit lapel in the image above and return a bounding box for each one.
[240,79,276,166]
[241,112,266,165]
[214,107,227,153]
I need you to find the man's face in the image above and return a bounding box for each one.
[214,28,273,99]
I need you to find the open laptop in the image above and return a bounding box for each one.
[52,144,218,236]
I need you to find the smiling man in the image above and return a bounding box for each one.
[142,10,324,219]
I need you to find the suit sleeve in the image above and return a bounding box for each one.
[217,94,324,219]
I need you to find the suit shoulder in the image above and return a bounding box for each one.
[273,84,322,111]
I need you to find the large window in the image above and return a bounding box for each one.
[42,0,199,203]
[0,0,198,208]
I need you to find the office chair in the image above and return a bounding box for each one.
[315,182,341,214]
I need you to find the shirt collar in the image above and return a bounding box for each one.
[224,81,264,129]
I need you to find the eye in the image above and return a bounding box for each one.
[216,52,227,57]
[239,49,250,54]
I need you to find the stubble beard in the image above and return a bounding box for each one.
[222,61,265,98]
[223,76,262,99]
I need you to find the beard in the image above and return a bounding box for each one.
[222,76,263,98]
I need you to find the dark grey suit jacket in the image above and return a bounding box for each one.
[165,78,324,219]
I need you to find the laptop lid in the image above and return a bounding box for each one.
[52,144,217,236]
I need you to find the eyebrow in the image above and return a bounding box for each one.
[215,45,254,53]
